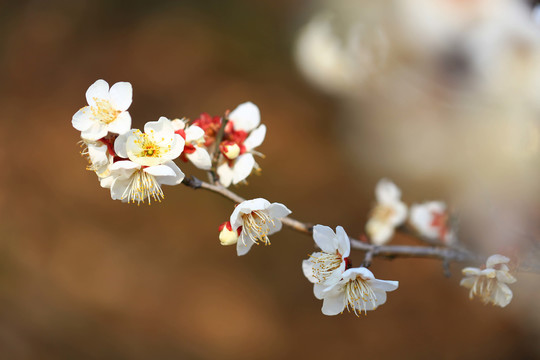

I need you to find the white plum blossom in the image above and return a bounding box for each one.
[217,102,267,187]
[460,254,517,308]
[317,267,399,316]
[80,140,113,178]
[171,119,212,170]
[230,198,291,256]
[409,201,456,244]
[72,79,133,141]
[365,179,408,245]
[303,225,350,290]
[110,117,185,204]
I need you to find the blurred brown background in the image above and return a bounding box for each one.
[0,0,539,359]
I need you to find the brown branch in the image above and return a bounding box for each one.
[181,175,538,273]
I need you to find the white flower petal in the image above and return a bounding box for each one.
[232,154,256,184]
[343,267,375,281]
[144,117,175,138]
[153,161,185,186]
[228,102,260,132]
[110,177,131,201]
[107,111,132,135]
[86,79,110,107]
[267,203,292,219]
[314,283,327,300]
[100,175,114,189]
[185,125,205,142]
[236,233,256,256]
[165,134,185,161]
[375,178,401,204]
[312,225,338,254]
[369,279,399,292]
[492,283,513,307]
[459,277,476,289]
[244,125,266,151]
[81,122,108,141]
[371,289,388,308]
[144,164,176,177]
[486,254,510,269]
[366,219,394,246]
[321,291,347,316]
[496,270,517,284]
[303,259,317,283]
[390,202,408,226]
[335,226,350,258]
[217,163,234,187]
[186,147,212,170]
[109,82,133,111]
[114,130,136,159]
[72,107,93,131]
[267,219,283,235]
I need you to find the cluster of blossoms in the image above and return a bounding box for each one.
[303,225,399,316]
[72,80,520,317]
[72,80,266,204]
[365,179,456,245]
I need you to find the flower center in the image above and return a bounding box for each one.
[92,99,120,124]
[134,132,172,160]
[345,277,378,316]
[241,210,274,245]
[121,169,164,205]
[470,275,497,304]
[309,252,343,283]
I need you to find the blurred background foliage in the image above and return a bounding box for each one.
[0,0,539,359]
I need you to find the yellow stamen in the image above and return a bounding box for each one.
[241,210,275,245]
[121,169,164,205]
[346,277,378,316]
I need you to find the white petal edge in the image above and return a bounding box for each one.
[109,82,133,112]
[244,125,266,151]
[86,79,110,107]
[228,102,260,132]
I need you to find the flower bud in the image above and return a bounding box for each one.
[220,141,241,160]
[219,221,240,246]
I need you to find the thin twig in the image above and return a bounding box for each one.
[183,176,477,263]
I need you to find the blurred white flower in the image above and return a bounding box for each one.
[303,225,350,290]
[460,254,517,307]
[295,12,387,95]
[72,79,132,141]
[230,198,291,256]
[317,267,399,316]
[217,102,266,187]
[109,117,185,204]
[409,201,456,244]
[365,179,408,245]
[172,118,212,170]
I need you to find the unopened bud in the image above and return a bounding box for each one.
[221,142,241,160]
[219,221,239,246]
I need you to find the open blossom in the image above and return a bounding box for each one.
[171,119,212,170]
[72,79,133,141]
[303,225,350,290]
[229,198,291,256]
[317,267,399,316]
[217,102,267,187]
[460,254,517,307]
[110,117,185,204]
[409,201,456,244]
[365,179,407,245]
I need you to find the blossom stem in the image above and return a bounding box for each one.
[181,176,540,272]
